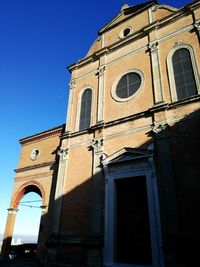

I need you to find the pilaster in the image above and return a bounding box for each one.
[65,79,76,132]
[87,138,104,267]
[194,20,200,41]
[52,147,68,234]
[1,208,19,257]
[148,41,164,104]
[97,65,105,123]
[151,123,179,237]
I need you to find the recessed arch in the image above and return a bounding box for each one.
[13,181,46,209]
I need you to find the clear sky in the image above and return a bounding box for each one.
[0,0,191,241]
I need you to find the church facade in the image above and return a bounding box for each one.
[2,1,200,267]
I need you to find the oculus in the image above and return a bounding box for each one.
[119,26,132,39]
[31,148,40,161]
[112,70,143,102]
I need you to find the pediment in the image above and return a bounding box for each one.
[102,147,153,165]
[99,1,156,34]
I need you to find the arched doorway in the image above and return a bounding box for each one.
[1,182,47,263]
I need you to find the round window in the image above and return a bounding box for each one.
[119,27,132,39]
[31,148,40,161]
[115,72,142,99]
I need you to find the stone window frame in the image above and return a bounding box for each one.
[30,148,41,161]
[111,69,144,102]
[167,43,200,102]
[75,86,94,132]
[119,26,133,39]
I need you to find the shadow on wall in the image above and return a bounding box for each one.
[2,107,200,267]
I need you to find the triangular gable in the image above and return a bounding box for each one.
[99,1,157,34]
[102,147,153,165]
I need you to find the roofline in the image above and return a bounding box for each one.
[19,124,65,145]
[98,0,157,35]
[67,1,199,73]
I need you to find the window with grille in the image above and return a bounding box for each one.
[79,89,92,131]
[116,72,141,99]
[172,48,197,100]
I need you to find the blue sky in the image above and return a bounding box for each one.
[0,0,190,241]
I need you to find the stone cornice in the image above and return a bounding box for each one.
[20,124,65,146]
[15,161,57,173]
[61,95,200,139]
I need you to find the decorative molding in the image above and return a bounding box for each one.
[57,147,68,160]
[15,161,56,173]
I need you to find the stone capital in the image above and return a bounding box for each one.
[57,147,68,160]
[151,123,170,136]
[194,21,200,33]
[69,79,76,90]
[7,208,19,215]
[97,66,106,76]
[89,139,103,154]
[148,41,159,53]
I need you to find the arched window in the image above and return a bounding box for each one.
[79,89,92,131]
[167,45,199,102]
[172,48,197,100]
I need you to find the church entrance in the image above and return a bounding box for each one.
[103,148,164,267]
[115,176,152,265]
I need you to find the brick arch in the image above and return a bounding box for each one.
[12,180,46,209]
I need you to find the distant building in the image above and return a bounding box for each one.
[2,1,200,267]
